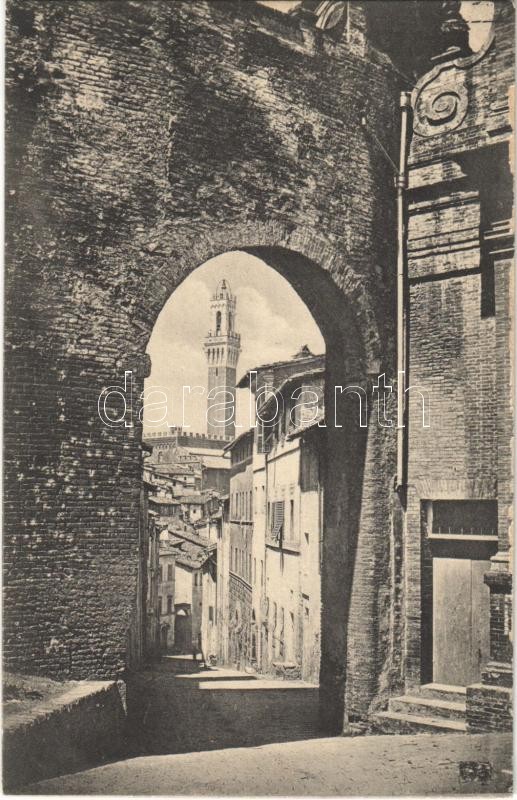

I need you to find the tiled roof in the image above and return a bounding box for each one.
[169,531,210,569]
[176,495,204,505]
[168,528,210,548]
[237,351,325,388]
[258,366,325,414]
[223,428,254,453]
[287,412,325,439]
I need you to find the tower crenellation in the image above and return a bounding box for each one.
[203,279,241,439]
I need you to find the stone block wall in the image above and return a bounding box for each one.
[4,681,127,791]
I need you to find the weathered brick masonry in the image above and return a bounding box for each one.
[4,0,513,734]
[404,0,513,728]
[5,0,406,730]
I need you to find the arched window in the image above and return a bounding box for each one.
[216,311,222,334]
[228,312,233,331]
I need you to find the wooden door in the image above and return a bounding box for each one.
[433,555,491,686]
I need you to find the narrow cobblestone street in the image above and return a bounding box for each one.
[28,731,512,796]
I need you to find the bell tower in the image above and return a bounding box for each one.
[203,279,241,439]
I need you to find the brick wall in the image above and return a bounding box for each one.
[489,595,512,663]
[466,683,512,733]
[5,0,513,739]
[403,0,514,696]
[5,1,402,734]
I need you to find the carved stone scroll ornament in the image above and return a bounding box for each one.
[412,2,496,139]
[413,77,469,137]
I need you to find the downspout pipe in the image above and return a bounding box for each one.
[396,92,412,502]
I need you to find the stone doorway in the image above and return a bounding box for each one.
[421,499,499,687]
[173,606,192,654]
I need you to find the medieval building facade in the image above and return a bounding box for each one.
[217,348,325,683]
[223,429,255,670]
[4,0,513,737]
[259,358,325,684]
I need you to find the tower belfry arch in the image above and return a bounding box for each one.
[203,278,241,439]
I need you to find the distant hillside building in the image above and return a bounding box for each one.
[144,427,230,494]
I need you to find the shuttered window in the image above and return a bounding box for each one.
[271,500,285,541]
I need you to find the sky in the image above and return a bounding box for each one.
[144,252,325,434]
[257,0,300,11]
[257,1,494,52]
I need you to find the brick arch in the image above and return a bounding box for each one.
[136,220,394,734]
[136,220,385,379]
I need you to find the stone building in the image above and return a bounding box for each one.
[216,496,232,667]
[152,522,218,662]
[4,0,513,736]
[259,355,325,683]
[200,545,219,665]
[144,427,230,495]
[372,0,513,734]
[220,349,325,681]
[240,348,327,677]
[222,430,255,670]
[165,528,209,655]
[140,473,161,663]
[157,533,176,652]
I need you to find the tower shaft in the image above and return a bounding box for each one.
[204,279,241,439]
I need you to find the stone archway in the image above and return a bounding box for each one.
[130,221,387,378]
[5,0,401,708]
[134,222,396,733]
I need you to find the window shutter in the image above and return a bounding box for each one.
[271,501,285,541]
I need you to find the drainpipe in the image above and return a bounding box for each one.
[396,92,412,500]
